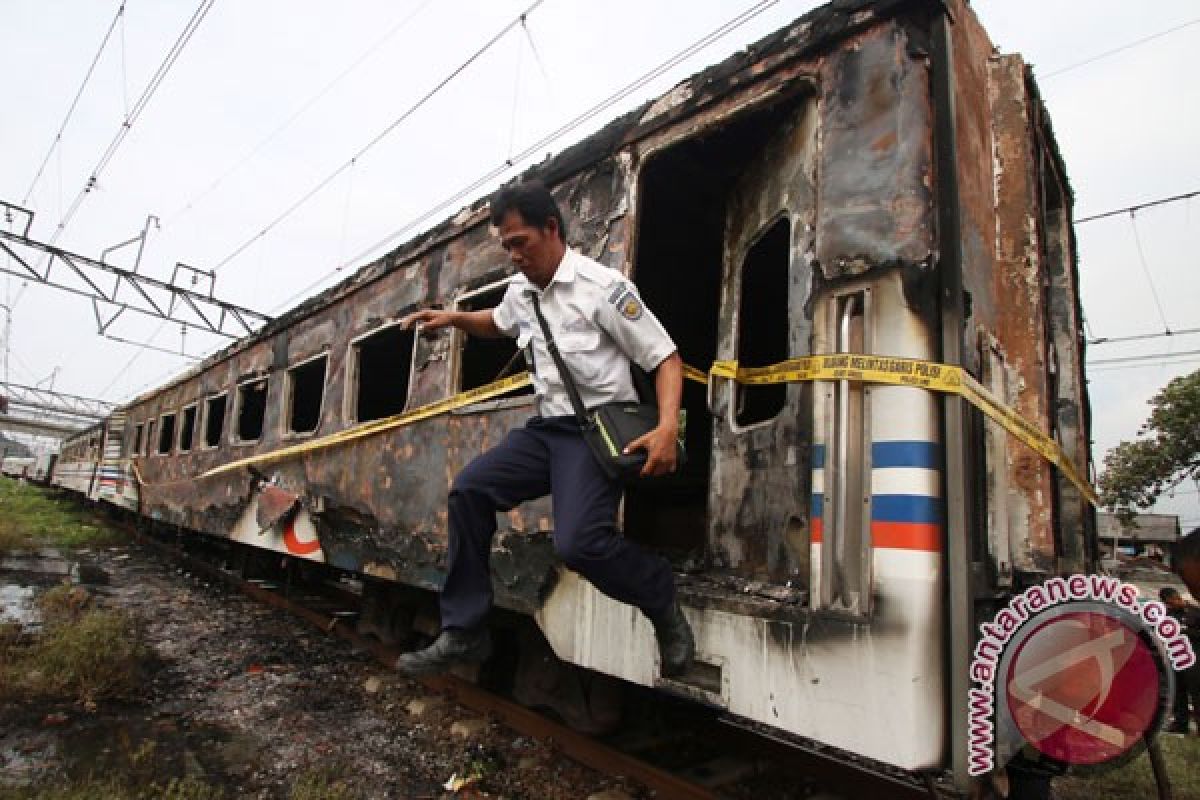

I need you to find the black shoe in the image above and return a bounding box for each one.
[395,628,492,677]
[1166,717,1190,734]
[652,600,695,679]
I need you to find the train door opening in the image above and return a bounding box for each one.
[625,93,812,568]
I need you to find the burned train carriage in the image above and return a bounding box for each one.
[102,0,1091,789]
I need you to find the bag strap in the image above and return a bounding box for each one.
[527,291,591,424]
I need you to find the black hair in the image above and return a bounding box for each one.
[489,181,566,242]
[1161,586,1181,603]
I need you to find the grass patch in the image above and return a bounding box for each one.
[0,776,226,800]
[1056,734,1200,800]
[0,477,122,554]
[289,767,360,800]
[0,602,145,705]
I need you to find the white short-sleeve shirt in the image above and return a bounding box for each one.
[491,248,676,418]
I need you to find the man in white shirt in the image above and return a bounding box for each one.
[397,182,694,678]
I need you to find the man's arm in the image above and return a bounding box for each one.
[624,352,683,477]
[400,308,504,338]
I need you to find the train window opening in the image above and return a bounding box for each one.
[286,355,327,435]
[353,324,415,423]
[204,394,227,447]
[157,414,176,455]
[131,423,144,456]
[455,281,534,399]
[822,290,871,614]
[179,405,197,452]
[735,218,791,428]
[236,379,268,442]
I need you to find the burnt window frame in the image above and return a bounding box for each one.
[451,277,534,407]
[729,212,794,434]
[282,352,329,438]
[202,392,228,449]
[232,377,270,445]
[346,321,418,425]
[178,402,198,453]
[156,411,177,456]
[130,423,144,457]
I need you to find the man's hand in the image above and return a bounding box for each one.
[400,308,504,338]
[625,422,679,477]
[400,308,457,333]
[624,352,684,477]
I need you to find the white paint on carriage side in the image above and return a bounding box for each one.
[538,546,945,771]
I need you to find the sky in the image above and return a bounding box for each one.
[1,0,1198,527]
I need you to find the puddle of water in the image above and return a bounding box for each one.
[0,554,71,574]
[0,583,38,626]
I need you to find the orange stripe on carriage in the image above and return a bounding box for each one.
[810,519,942,551]
[282,520,321,556]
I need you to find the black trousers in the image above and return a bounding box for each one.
[438,415,675,631]
[1173,663,1200,727]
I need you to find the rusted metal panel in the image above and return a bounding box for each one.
[815,23,935,278]
[985,53,1057,576]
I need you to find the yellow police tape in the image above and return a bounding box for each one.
[201,372,533,479]
[696,354,1098,505]
[196,354,1097,505]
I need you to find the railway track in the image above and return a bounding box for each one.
[105,508,935,800]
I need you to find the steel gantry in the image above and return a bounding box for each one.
[0,380,115,439]
[0,200,273,340]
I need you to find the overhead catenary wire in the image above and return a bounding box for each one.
[210,0,547,274]
[1089,358,1200,373]
[1087,347,1200,367]
[1076,190,1200,225]
[1127,211,1173,334]
[1041,16,1200,79]
[21,1,127,206]
[161,0,437,230]
[270,0,786,315]
[48,0,216,244]
[1089,325,1200,346]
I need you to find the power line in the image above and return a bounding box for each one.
[1088,347,1200,367]
[161,0,437,230]
[1089,326,1200,346]
[48,0,216,244]
[22,2,127,206]
[271,0,786,314]
[211,0,547,274]
[1127,212,1173,333]
[1042,16,1200,79]
[1076,190,1200,225]
[1089,357,1200,374]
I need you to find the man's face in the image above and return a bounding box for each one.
[497,209,563,288]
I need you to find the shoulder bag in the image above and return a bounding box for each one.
[528,292,684,483]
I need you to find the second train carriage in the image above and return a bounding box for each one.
[60,0,1096,790]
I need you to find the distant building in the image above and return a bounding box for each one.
[1097,512,1182,563]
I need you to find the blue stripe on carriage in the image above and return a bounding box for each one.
[811,493,942,524]
[811,442,939,471]
[871,441,941,469]
[871,494,943,524]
